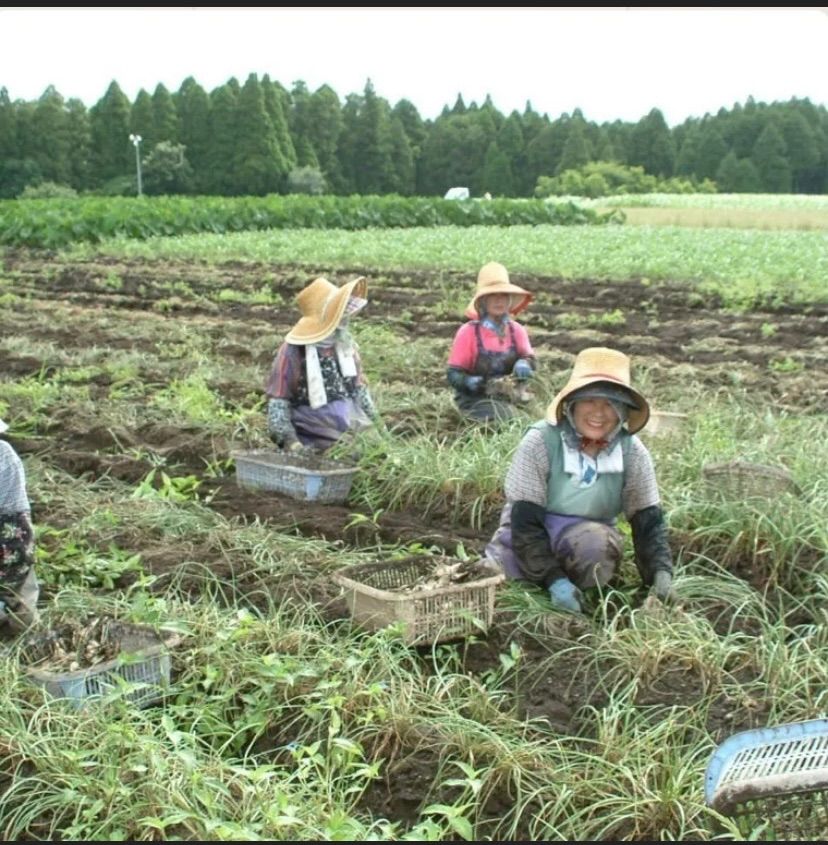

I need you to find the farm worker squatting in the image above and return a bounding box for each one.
[0,418,40,633]
[483,347,674,613]
[446,262,537,423]
[264,276,380,452]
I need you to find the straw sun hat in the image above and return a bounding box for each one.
[546,347,650,434]
[285,276,367,345]
[464,262,533,320]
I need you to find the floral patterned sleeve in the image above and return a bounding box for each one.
[0,441,36,590]
[0,512,35,589]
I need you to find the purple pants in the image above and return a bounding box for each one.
[485,503,623,588]
[292,398,372,451]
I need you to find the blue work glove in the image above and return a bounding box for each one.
[547,578,583,614]
[464,375,485,394]
[651,570,675,603]
[512,359,533,380]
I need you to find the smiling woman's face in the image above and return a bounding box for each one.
[572,398,619,441]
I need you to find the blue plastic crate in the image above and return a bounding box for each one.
[232,449,357,504]
[706,718,828,838]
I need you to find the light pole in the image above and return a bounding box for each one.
[129,134,143,196]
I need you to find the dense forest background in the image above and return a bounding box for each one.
[1,74,826,199]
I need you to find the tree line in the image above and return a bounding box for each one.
[1,74,826,199]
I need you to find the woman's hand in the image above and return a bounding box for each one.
[651,570,675,604]
[464,375,485,394]
[547,578,584,614]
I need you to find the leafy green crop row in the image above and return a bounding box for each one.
[0,194,621,249]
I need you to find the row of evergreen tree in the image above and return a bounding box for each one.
[1,75,826,199]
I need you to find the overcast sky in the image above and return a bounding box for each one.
[2,7,827,126]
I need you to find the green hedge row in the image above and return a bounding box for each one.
[0,194,622,249]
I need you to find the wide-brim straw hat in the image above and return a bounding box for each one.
[285,276,367,345]
[464,261,533,320]
[546,347,650,434]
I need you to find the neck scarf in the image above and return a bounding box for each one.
[305,295,366,408]
[306,328,358,409]
[560,416,624,487]
[560,424,625,487]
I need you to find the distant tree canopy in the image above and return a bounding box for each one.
[1,77,826,199]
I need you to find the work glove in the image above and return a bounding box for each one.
[512,359,533,380]
[651,570,675,604]
[630,505,674,589]
[547,578,584,614]
[464,375,485,394]
[285,439,306,454]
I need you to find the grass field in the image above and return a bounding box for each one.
[0,192,826,840]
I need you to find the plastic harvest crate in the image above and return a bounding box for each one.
[22,621,180,709]
[333,556,504,645]
[232,449,357,504]
[705,718,828,839]
[642,410,688,437]
[702,460,800,501]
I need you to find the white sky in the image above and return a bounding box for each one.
[1,6,827,127]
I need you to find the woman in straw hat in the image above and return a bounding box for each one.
[0,418,40,633]
[264,276,380,452]
[483,347,674,614]
[446,262,537,422]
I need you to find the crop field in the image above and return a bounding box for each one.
[0,205,827,840]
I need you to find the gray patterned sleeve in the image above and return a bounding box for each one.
[266,398,298,446]
[622,436,662,518]
[354,384,379,421]
[504,428,549,507]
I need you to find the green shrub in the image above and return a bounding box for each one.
[287,166,328,195]
[535,160,718,198]
[18,181,79,200]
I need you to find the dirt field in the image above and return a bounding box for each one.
[4,251,827,833]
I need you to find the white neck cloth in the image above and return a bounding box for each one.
[305,334,358,409]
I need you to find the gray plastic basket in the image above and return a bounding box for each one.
[705,718,828,839]
[21,621,179,709]
[333,556,504,645]
[232,449,357,504]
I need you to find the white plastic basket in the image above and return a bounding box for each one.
[21,621,180,709]
[706,718,828,838]
[702,460,800,501]
[232,449,357,504]
[333,556,504,645]
[643,410,688,437]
